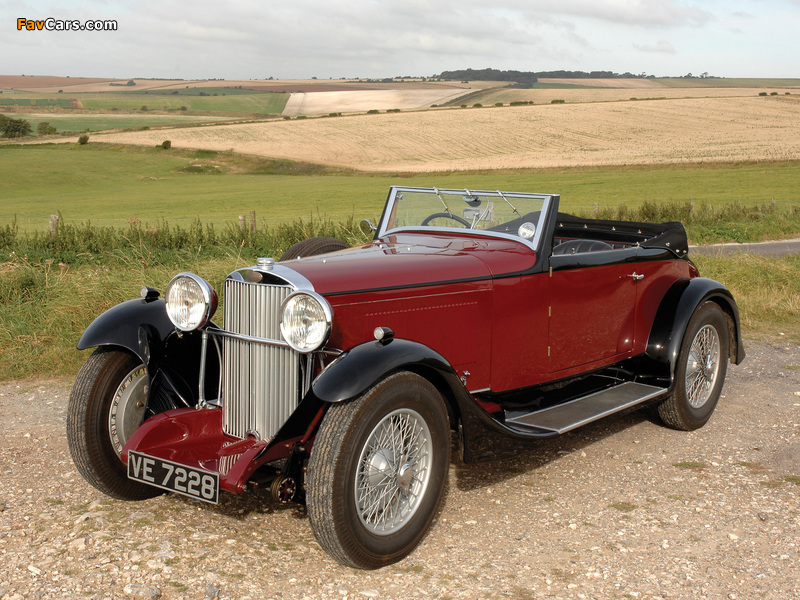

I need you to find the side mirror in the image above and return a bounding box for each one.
[359,219,377,237]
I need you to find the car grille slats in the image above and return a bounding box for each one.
[222,279,299,441]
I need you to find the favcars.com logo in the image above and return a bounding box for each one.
[17,18,118,31]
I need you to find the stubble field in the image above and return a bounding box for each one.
[92,95,800,172]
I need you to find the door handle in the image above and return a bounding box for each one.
[629,272,644,281]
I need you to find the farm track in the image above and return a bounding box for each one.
[92,96,800,172]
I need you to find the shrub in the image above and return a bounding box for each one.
[460,104,467,108]
[78,134,89,145]
[473,103,483,108]
[367,109,380,114]
[37,121,57,135]
[140,105,148,111]
[180,106,187,111]
[161,140,171,150]
[551,99,565,104]
[1,116,32,138]
[770,91,778,96]
[495,102,503,107]
[758,92,768,96]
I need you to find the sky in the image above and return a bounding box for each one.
[2,0,799,80]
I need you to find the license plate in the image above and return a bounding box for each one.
[128,451,219,504]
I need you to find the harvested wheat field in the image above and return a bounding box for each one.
[471,85,799,107]
[94,95,800,172]
[283,88,471,115]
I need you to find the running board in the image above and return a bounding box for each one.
[505,382,667,435]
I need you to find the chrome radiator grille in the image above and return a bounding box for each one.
[222,279,299,440]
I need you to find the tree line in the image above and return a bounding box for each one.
[437,68,653,87]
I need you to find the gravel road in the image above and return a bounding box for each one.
[1,341,799,600]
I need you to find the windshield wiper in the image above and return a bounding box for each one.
[433,187,453,217]
[496,190,521,217]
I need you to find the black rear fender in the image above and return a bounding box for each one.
[646,277,745,378]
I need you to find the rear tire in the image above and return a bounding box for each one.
[658,302,729,431]
[67,348,163,500]
[279,236,349,261]
[306,372,450,569]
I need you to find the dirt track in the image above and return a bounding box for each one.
[1,340,799,599]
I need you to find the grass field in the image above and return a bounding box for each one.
[2,144,799,237]
[1,112,231,134]
[0,91,289,115]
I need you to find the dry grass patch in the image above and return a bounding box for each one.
[95,95,800,172]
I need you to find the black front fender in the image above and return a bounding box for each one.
[647,277,745,377]
[78,298,218,407]
[312,338,459,403]
[78,298,175,370]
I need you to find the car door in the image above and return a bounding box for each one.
[547,248,639,375]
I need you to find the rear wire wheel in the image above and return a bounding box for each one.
[658,302,729,431]
[306,371,450,569]
[67,348,163,500]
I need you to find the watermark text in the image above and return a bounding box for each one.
[17,18,118,32]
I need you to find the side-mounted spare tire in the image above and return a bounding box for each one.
[279,236,349,261]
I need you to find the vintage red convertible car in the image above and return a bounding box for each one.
[68,186,744,568]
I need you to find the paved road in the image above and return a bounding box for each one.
[691,238,800,257]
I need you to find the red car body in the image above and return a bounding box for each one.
[68,186,744,568]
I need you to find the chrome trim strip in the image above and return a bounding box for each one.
[226,263,315,291]
[208,327,291,348]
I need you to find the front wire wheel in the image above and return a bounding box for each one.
[67,348,163,500]
[306,371,450,569]
[658,302,730,431]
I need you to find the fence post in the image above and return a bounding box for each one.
[238,215,246,233]
[593,203,599,217]
[250,210,256,235]
[49,214,60,238]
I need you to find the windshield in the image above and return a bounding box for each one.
[379,187,553,250]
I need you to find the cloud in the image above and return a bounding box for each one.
[633,39,677,54]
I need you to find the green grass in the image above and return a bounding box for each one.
[2,144,800,381]
[694,254,800,342]
[1,112,229,134]
[0,90,289,114]
[2,144,799,239]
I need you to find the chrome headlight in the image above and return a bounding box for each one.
[165,273,218,331]
[280,291,332,353]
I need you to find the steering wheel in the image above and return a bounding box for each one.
[420,212,471,227]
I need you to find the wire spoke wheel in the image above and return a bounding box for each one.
[685,324,721,409]
[307,371,450,569]
[355,408,433,535]
[658,302,729,431]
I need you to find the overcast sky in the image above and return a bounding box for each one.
[3,0,799,80]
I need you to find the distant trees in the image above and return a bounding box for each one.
[0,114,32,138]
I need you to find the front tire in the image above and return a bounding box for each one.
[67,348,163,500]
[306,371,451,569]
[658,302,729,431]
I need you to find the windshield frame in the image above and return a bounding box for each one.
[376,186,556,252]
